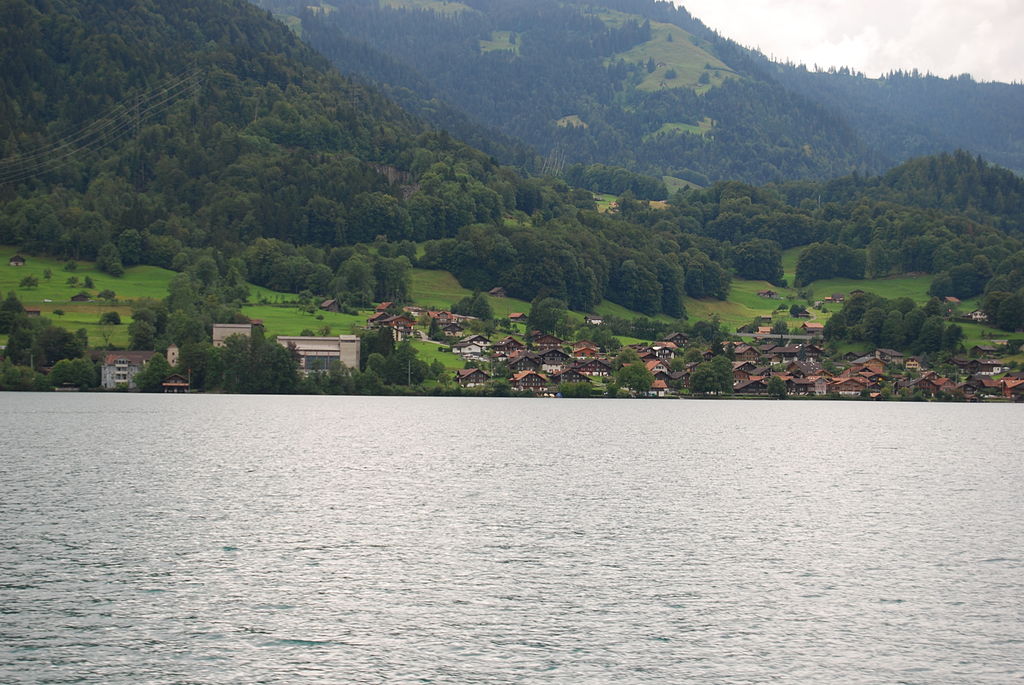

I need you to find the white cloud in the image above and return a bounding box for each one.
[679,0,1024,83]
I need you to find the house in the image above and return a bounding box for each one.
[756,289,779,299]
[492,336,526,355]
[487,287,507,298]
[532,333,565,351]
[733,344,761,362]
[276,335,360,373]
[101,351,156,389]
[377,315,415,340]
[441,322,465,337]
[965,359,1006,376]
[572,345,600,359]
[584,314,604,326]
[828,376,868,396]
[905,357,924,371]
[874,348,905,365]
[366,311,391,327]
[824,293,845,303]
[801,322,825,337]
[537,347,573,372]
[1002,379,1024,400]
[165,344,179,367]
[24,307,41,317]
[802,344,825,361]
[319,299,340,313]
[375,301,393,312]
[507,352,543,373]
[734,377,769,395]
[969,310,989,323]
[456,368,490,388]
[212,322,254,348]
[508,312,528,323]
[70,292,91,302]
[8,254,25,266]
[648,379,669,397]
[161,373,190,393]
[575,358,613,377]
[550,368,592,386]
[944,296,961,305]
[660,332,689,347]
[452,334,491,358]
[509,370,549,394]
[969,345,999,358]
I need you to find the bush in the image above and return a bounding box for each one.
[99,311,122,325]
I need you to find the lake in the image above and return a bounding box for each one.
[1,394,1022,683]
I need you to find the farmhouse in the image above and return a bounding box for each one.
[8,254,25,266]
[455,368,490,388]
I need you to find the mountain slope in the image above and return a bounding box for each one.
[256,0,1024,184]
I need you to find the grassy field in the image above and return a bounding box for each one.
[645,118,714,142]
[408,268,533,318]
[608,19,738,93]
[555,114,588,129]
[380,0,472,15]
[480,30,520,55]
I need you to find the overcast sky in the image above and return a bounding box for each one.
[679,0,1024,84]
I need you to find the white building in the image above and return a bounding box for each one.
[212,323,254,348]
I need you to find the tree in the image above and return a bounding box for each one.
[48,358,97,389]
[615,362,654,394]
[98,289,116,301]
[767,375,787,399]
[99,311,121,325]
[96,243,124,277]
[18,275,38,289]
[527,296,568,336]
[133,354,173,392]
[690,355,733,395]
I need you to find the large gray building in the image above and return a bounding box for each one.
[276,335,360,373]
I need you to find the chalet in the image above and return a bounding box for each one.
[487,287,507,298]
[538,347,573,371]
[375,302,393,312]
[645,359,672,378]
[574,358,613,377]
[843,351,867,362]
[768,345,802,363]
[572,345,600,359]
[785,361,823,378]
[456,368,490,388]
[828,376,868,396]
[944,296,961,305]
[966,359,1006,376]
[581,314,604,327]
[648,379,669,397]
[427,310,455,324]
[801,322,825,337]
[452,334,491,358]
[969,310,989,323]
[212,322,254,347]
[277,335,361,373]
[649,344,677,361]
[24,307,41,317]
[366,311,391,326]
[550,368,591,386]
[872,349,904,365]
[733,362,768,382]
[1002,379,1024,399]
[510,370,549,394]
[70,292,91,302]
[789,376,829,396]
[573,340,599,352]
[441,322,465,337]
[969,345,999,358]
[734,377,769,395]
[319,299,340,313]
[791,308,812,319]
[660,332,689,347]
[377,315,415,340]
[756,326,773,335]
[161,373,190,393]
[508,312,528,323]
[101,351,156,389]
[532,333,565,351]
[508,352,543,373]
[802,344,825,361]
[492,336,526,355]
[8,254,25,267]
[733,344,761,362]
[757,289,779,299]
[824,293,845,303]
[905,357,924,371]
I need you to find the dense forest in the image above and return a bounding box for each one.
[254,0,1024,185]
[2,0,1024,337]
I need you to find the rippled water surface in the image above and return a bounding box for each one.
[1,393,1022,683]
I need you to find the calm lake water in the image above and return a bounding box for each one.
[1,393,1022,683]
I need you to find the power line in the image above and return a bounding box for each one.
[0,68,202,185]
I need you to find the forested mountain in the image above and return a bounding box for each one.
[254,0,1024,185]
[3,0,1024,334]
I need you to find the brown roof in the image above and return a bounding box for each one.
[103,351,157,365]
